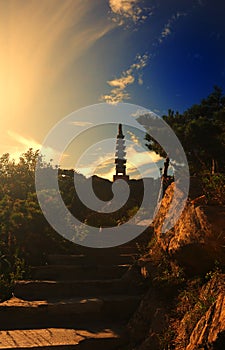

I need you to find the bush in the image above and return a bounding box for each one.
[203,173,225,205]
[0,244,27,301]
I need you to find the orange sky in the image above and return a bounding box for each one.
[1,0,115,162]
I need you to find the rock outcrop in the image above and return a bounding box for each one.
[174,273,225,350]
[186,292,225,350]
[154,182,225,275]
[127,180,225,350]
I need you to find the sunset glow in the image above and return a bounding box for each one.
[1,0,225,178]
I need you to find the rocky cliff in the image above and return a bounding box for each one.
[126,181,225,350]
[154,182,225,275]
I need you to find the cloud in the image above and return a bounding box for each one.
[71,121,93,127]
[131,108,150,117]
[104,144,162,179]
[7,130,42,151]
[138,75,143,85]
[5,130,41,162]
[161,26,171,39]
[101,91,131,105]
[100,53,149,104]
[109,0,152,26]
[77,151,115,178]
[127,131,140,145]
[127,144,162,165]
[75,141,162,180]
[159,12,187,43]
[7,130,68,165]
[108,74,135,89]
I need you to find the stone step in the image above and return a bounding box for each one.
[0,296,141,329]
[76,245,139,255]
[0,326,127,349]
[31,264,129,281]
[46,254,136,266]
[14,279,144,300]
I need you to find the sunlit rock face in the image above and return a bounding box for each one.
[186,292,225,350]
[127,181,225,350]
[153,182,225,275]
[174,274,225,350]
[126,179,225,350]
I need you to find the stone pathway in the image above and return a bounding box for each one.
[0,236,148,349]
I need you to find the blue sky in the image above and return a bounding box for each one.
[1,0,225,178]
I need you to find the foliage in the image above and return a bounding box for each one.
[140,233,222,349]
[0,149,76,299]
[160,267,221,349]
[0,148,150,300]
[144,86,225,175]
[0,242,27,301]
[202,173,225,205]
[146,233,186,287]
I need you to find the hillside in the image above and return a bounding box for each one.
[126,179,225,350]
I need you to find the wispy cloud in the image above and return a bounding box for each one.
[127,131,140,145]
[71,121,94,127]
[159,12,187,43]
[77,151,115,178]
[103,7,188,106]
[127,144,162,165]
[102,144,162,179]
[109,0,152,26]
[76,142,162,180]
[5,130,41,162]
[7,130,68,164]
[100,53,149,104]
[7,130,42,151]
[131,108,150,117]
[108,74,135,90]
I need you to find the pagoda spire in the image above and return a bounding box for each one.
[113,124,129,182]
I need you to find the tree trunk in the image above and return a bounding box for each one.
[212,158,215,174]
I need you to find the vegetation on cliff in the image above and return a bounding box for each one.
[127,86,225,349]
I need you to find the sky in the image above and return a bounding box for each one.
[1,0,225,180]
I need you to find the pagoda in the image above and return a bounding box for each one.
[113,124,129,182]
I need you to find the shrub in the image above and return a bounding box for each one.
[203,173,225,205]
[0,244,27,301]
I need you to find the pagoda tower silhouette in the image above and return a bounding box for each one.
[113,124,129,182]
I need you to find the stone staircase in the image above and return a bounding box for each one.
[0,238,148,349]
